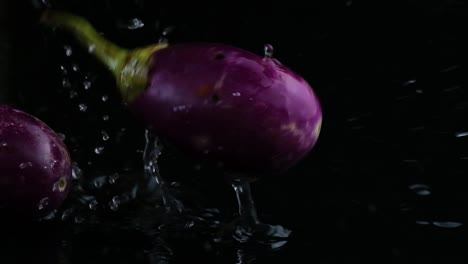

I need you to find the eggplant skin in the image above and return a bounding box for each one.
[0,105,72,216]
[130,43,322,174]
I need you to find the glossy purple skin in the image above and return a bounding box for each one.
[0,105,72,215]
[131,43,322,174]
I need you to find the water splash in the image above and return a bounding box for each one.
[142,129,183,212]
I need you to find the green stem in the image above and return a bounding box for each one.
[41,10,168,103]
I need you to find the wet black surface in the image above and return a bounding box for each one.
[1,0,468,263]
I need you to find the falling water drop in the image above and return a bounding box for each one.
[120,18,145,30]
[158,26,174,44]
[88,44,96,53]
[109,196,120,211]
[78,104,88,112]
[38,197,50,210]
[83,81,91,90]
[89,200,98,210]
[101,95,109,102]
[72,64,80,72]
[69,90,78,99]
[232,92,241,97]
[102,115,110,121]
[264,44,274,58]
[409,184,431,196]
[57,133,66,141]
[101,131,110,141]
[74,216,85,224]
[19,162,33,169]
[64,45,73,56]
[433,221,463,229]
[72,163,82,180]
[94,146,104,154]
[62,78,71,88]
[61,208,74,221]
[60,65,68,75]
[108,173,119,184]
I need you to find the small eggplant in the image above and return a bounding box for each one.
[0,104,72,216]
[41,11,322,174]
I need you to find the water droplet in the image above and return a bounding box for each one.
[64,45,73,56]
[74,216,84,224]
[60,65,68,75]
[19,162,33,169]
[416,220,430,225]
[121,18,145,30]
[61,208,74,221]
[38,197,49,210]
[62,78,71,88]
[455,132,468,138]
[94,146,104,154]
[78,104,87,112]
[93,178,104,189]
[83,81,91,90]
[72,64,80,72]
[88,44,96,53]
[170,182,181,188]
[108,173,119,184]
[57,133,66,141]
[232,92,241,97]
[264,44,274,58]
[158,37,168,44]
[433,221,463,229]
[101,131,110,141]
[409,184,431,196]
[109,196,120,211]
[403,79,416,86]
[101,95,109,102]
[102,115,110,121]
[89,200,98,210]
[0,142,7,147]
[72,163,82,180]
[69,90,78,99]
[416,89,423,94]
[185,221,195,229]
[162,26,174,36]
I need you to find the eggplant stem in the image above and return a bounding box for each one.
[40,10,168,103]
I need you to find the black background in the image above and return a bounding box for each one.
[1,0,468,263]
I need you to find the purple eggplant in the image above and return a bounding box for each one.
[0,105,72,216]
[41,11,322,174]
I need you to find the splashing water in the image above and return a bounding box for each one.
[142,129,183,212]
